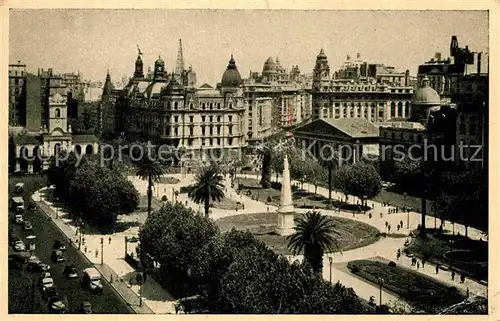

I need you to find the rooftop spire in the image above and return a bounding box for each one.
[176,39,185,75]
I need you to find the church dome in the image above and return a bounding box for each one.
[317,48,327,60]
[221,55,242,87]
[263,57,277,74]
[155,56,164,66]
[412,78,440,106]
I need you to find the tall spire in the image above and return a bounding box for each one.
[176,39,185,75]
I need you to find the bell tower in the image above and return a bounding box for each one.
[134,45,144,79]
[313,48,330,91]
[48,93,68,133]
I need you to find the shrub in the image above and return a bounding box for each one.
[270,181,282,190]
[350,265,360,273]
[161,195,168,202]
[179,186,191,194]
[388,261,396,268]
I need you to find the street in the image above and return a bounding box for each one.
[8,176,133,314]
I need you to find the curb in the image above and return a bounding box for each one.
[32,188,154,314]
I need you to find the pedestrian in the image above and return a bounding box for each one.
[380,212,383,218]
[267,206,269,212]
[110,274,113,283]
[242,203,245,210]
[109,236,111,244]
[388,225,391,233]
[436,265,439,274]
[451,270,455,281]
[368,213,372,219]
[385,221,388,227]
[82,237,86,245]
[400,220,403,228]
[422,260,425,268]
[185,200,188,206]
[466,287,469,298]
[95,249,98,258]
[416,261,420,269]
[460,274,465,283]
[84,246,87,253]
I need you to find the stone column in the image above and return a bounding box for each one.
[275,154,295,236]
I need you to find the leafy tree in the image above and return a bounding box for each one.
[333,162,382,206]
[287,211,341,275]
[188,163,225,217]
[319,147,340,205]
[134,142,165,216]
[69,118,87,134]
[435,170,487,235]
[138,202,219,295]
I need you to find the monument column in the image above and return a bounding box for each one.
[275,154,295,236]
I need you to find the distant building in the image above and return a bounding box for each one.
[311,49,415,122]
[8,61,27,126]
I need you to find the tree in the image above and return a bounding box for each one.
[435,170,487,235]
[333,162,382,206]
[287,211,342,275]
[188,163,225,217]
[138,202,219,295]
[134,143,165,216]
[319,148,340,205]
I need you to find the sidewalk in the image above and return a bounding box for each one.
[33,188,172,314]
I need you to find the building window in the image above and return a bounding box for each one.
[202,103,206,110]
[174,116,179,123]
[202,116,206,123]
[202,138,206,146]
[209,127,213,135]
[217,126,221,135]
[249,105,252,111]
[210,103,213,110]
[55,108,61,118]
[209,116,213,122]
[189,102,193,109]
[228,125,233,135]
[217,138,221,145]
[217,103,221,109]
[190,116,194,123]
[217,116,221,122]
[209,138,213,146]
[174,127,178,136]
[188,138,193,146]
[174,101,178,109]
[228,137,233,146]
[229,103,233,109]
[228,115,232,122]
[189,127,194,136]
[202,126,206,135]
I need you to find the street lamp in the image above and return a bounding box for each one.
[100,237,104,265]
[124,236,128,258]
[378,277,384,306]
[328,255,334,283]
[404,192,409,230]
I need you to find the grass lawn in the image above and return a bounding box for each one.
[211,197,241,210]
[136,194,163,212]
[405,231,488,282]
[216,213,380,255]
[347,257,468,314]
[158,176,181,184]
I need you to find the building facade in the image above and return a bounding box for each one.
[311,49,415,122]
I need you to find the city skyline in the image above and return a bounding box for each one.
[10,10,488,86]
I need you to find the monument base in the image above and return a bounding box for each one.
[275,211,295,236]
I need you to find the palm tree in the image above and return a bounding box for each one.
[287,211,342,275]
[135,149,165,216]
[188,163,225,217]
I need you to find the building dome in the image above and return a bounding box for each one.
[317,48,327,60]
[262,57,277,74]
[412,78,440,106]
[221,55,242,87]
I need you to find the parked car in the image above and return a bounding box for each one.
[38,272,52,284]
[51,250,65,263]
[44,287,58,300]
[40,277,54,293]
[13,240,26,252]
[80,301,92,314]
[9,251,30,269]
[14,182,25,194]
[48,295,67,313]
[15,214,24,224]
[63,265,78,279]
[24,221,33,231]
[82,268,103,293]
[53,240,67,251]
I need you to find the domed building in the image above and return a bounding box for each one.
[220,55,242,88]
[410,77,442,122]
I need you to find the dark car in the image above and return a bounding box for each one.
[53,240,67,251]
[51,250,65,263]
[63,264,78,279]
[27,257,51,272]
[80,301,92,314]
[27,203,37,211]
[48,295,67,313]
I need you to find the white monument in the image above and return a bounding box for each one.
[275,154,295,236]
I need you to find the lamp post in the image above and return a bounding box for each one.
[124,236,128,258]
[56,207,59,219]
[78,228,83,250]
[328,255,333,284]
[404,192,409,230]
[378,277,384,306]
[100,237,104,265]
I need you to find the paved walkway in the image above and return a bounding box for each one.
[33,172,488,313]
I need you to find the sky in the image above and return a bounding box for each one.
[9,10,489,86]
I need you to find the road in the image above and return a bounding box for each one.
[8,176,133,314]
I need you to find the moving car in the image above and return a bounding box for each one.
[10,196,25,212]
[38,272,52,284]
[27,256,50,272]
[53,240,67,251]
[82,267,103,293]
[24,221,33,231]
[13,240,26,252]
[80,301,92,314]
[51,250,65,262]
[48,295,67,313]
[63,264,78,279]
